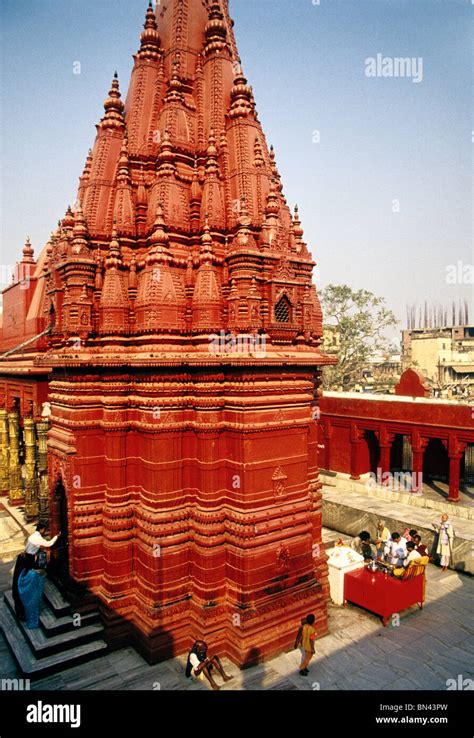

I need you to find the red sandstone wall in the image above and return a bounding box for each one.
[1,279,38,351]
[47,366,329,666]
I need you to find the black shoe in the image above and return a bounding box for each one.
[299,669,309,676]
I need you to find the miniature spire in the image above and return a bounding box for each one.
[205,129,219,175]
[157,129,176,174]
[79,148,93,187]
[234,196,253,248]
[62,205,75,231]
[100,72,125,130]
[166,59,184,103]
[137,2,161,59]
[21,237,35,264]
[293,204,304,241]
[229,278,239,299]
[248,277,260,299]
[190,158,202,203]
[71,201,90,255]
[254,136,264,167]
[237,196,251,227]
[105,223,122,269]
[200,214,214,262]
[117,136,131,183]
[147,202,170,264]
[265,180,280,217]
[45,236,54,261]
[114,136,135,237]
[291,204,309,256]
[137,166,147,206]
[135,166,148,237]
[129,254,137,291]
[94,247,103,291]
[229,67,254,118]
[269,145,283,193]
[204,1,229,56]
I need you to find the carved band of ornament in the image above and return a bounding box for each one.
[74,527,103,539]
[101,528,135,543]
[43,419,312,437]
[102,507,134,520]
[75,511,103,521]
[137,509,189,523]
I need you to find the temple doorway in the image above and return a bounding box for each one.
[49,477,69,583]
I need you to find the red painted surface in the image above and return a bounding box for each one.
[0,251,47,353]
[394,368,431,398]
[0,377,49,419]
[344,568,424,626]
[319,384,474,502]
[0,0,335,665]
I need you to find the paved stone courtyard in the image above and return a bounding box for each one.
[0,510,472,691]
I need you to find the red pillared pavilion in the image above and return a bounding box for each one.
[0,0,335,665]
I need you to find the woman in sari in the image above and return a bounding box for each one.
[17,556,45,628]
[12,552,27,621]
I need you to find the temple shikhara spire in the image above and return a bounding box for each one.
[0,0,334,665]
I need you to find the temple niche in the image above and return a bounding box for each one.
[0,0,335,666]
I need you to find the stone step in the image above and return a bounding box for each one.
[47,574,101,616]
[40,602,100,636]
[0,601,108,679]
[17,615,104,659]
[5,590,100,638]
[42,578,71,617]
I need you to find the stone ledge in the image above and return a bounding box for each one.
[320,471,474,521]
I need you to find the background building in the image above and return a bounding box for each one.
[402,324,474,399]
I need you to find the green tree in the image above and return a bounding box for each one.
[321,285,398,391]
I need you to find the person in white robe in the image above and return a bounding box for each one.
[432,514,454,572]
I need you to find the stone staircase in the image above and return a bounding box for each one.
[0,576,108,679]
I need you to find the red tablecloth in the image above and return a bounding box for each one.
[344,567,425,626]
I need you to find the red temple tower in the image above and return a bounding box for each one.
[2,0,335,665]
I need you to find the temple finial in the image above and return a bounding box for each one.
[22,236,35,263]
[139,0,160,57]
[101,72,125,129]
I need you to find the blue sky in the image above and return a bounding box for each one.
[0,0,472,337]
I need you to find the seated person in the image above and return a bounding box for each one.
[384,532,407,567]
[185,640,234,691]
[403,541,422,568]
[413,534,428,557]
[393,541,426,577]
[351,531,375,560]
